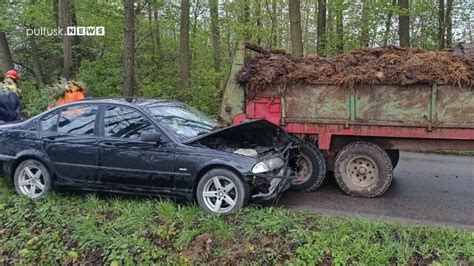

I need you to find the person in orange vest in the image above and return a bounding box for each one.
[48,80,87,109]
[0,69,21,122]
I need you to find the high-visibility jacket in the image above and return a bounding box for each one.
[2,78,19,94]
[49,81,86,109]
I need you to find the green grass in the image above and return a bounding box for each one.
[0,178,472,265]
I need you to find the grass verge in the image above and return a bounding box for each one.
[0,178,472,265]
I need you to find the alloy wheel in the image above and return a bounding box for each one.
[17,166,46,199]
[202,176,238,213]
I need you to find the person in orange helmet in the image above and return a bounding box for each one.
[0,69,21,122]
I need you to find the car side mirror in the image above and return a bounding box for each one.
[141,132,162,143]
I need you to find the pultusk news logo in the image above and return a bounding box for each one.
[26,26,105,37]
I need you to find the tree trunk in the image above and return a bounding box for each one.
[438,0,445,50]
[265,0,278,48]
[271,0,277,47]
[191,1,200,38]
[360,0,370,47]
[335,0,344,54]
[302,0,310,49]
[147,1,156,65]
[445,0,453,48]
[383,0,396,46]
[28,0,44,87]
[179,0,190,89]
[255,0,262,44]
[289,0,303,58]
[146,0,161,69]
[317,0,327,55]
[398,0,410,47]
[29,35,45,88]
[70,2,80,46]
[61,0,73,79]
[243,0,251,42]
[123,0,135,97]
[0,32,14,73]
[53,0,59,28]
[154,10,161,63]
[210,0,221,73]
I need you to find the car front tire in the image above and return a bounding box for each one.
[196,168,249,214]
[14,159,52,200]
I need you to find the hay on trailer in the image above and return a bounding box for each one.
[236,44,474,95]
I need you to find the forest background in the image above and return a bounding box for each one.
[0,0,472,116]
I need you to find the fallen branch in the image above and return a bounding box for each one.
[244,42,286,55]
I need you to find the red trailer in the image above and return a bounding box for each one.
[220,43,474,197]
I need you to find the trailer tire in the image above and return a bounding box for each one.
[334,142,393,197]
[290,141,327,192]
[386,149,400,169]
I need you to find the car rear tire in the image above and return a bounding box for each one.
[14,159,51,200]
[334,142,393,197]
[290,142,327,192]
[196,168,250,214]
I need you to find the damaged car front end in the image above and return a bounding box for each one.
[248,142,296,204]
[185,119,299,205]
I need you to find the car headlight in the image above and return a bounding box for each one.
[252,157,284,174]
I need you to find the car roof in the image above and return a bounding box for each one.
[59,97,186,109]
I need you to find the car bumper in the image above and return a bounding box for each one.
[249,141,299,204]
[251,175,292,204]
[249,162,296,204]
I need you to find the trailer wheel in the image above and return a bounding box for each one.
[334,142,393,197]
[291,142,327,192]
[386,149,400,169]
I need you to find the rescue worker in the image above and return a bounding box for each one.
[48,80,87,109]
[2,69,20,94]
[0,69,21,123]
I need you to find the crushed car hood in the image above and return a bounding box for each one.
[186,119,290,157]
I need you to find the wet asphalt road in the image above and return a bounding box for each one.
[278,152,474,230]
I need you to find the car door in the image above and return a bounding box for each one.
[97,104,175,194]
[40,104,100,186]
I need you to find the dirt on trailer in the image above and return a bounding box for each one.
[237,43,474,95]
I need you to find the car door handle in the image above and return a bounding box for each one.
[100,142,115,147]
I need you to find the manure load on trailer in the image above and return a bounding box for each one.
[220,42,474,198]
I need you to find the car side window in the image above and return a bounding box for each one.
[40,112,59,132]
[57,105,97,135]
[104,105,155,140]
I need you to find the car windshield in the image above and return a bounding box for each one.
[145,103,217,142]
